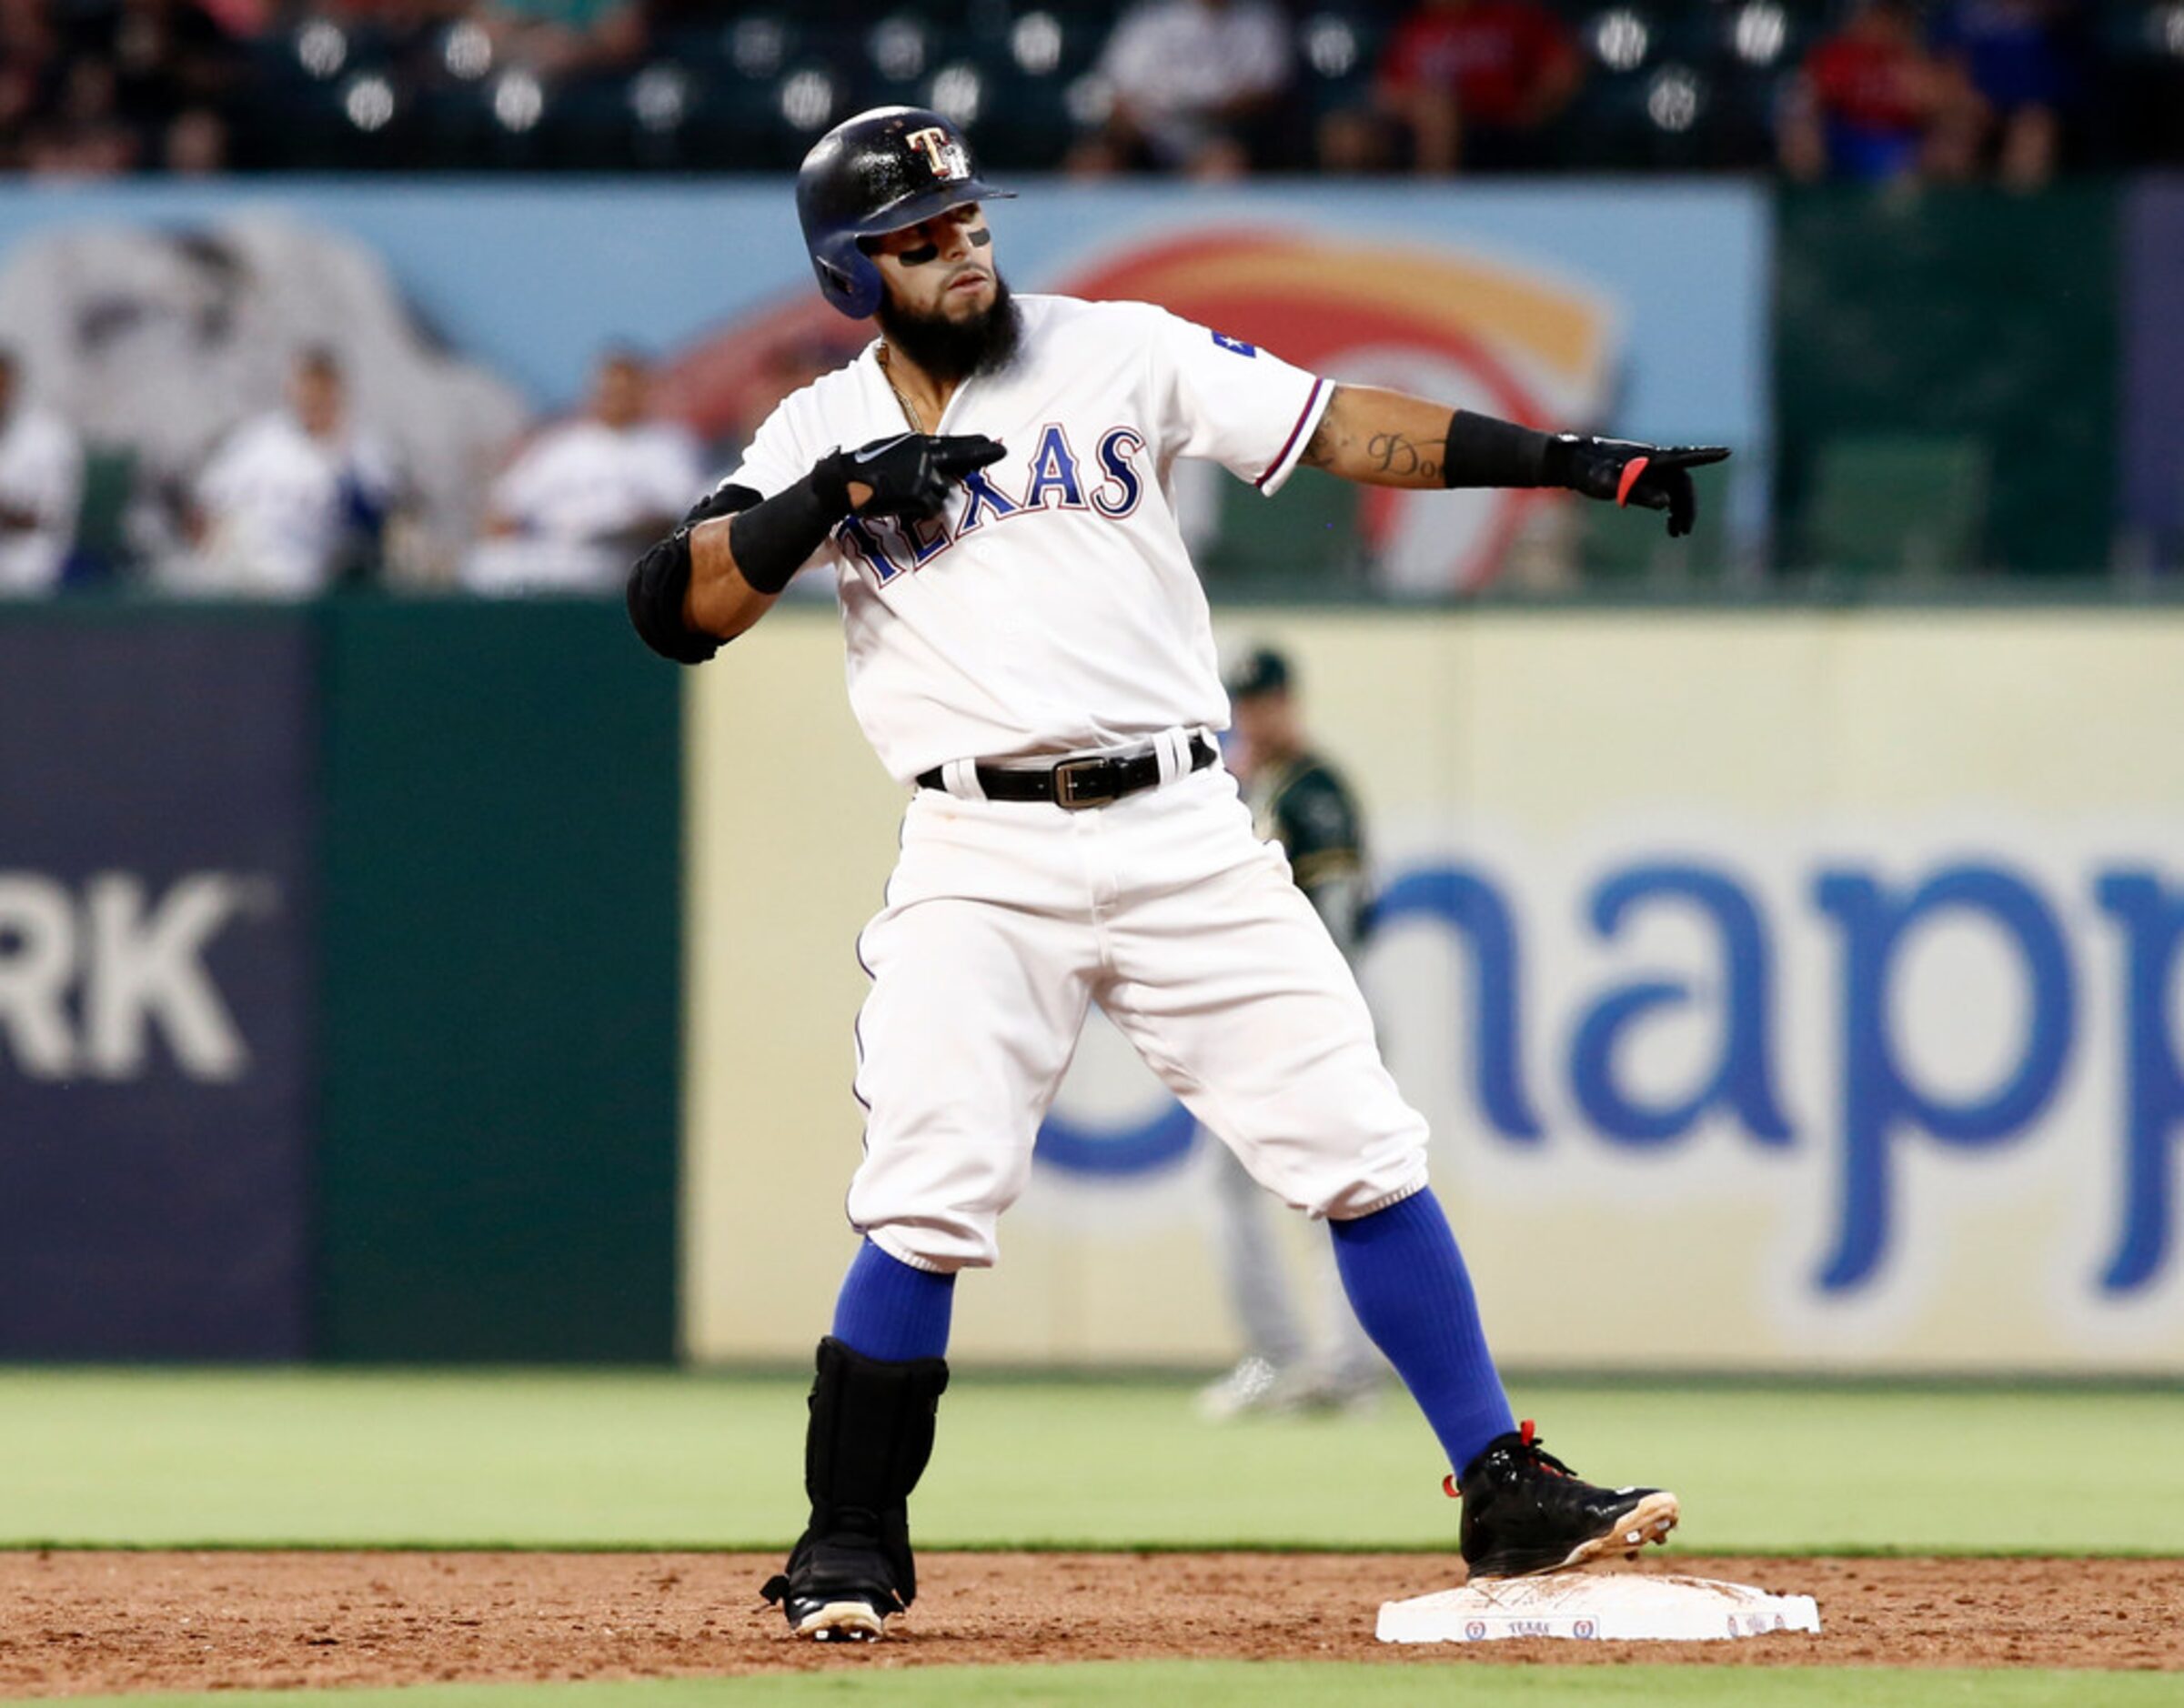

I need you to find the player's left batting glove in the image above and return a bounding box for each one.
[1546,437,1730,538]
[815,433,1007,525]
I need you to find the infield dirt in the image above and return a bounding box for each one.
[2,1552,2178,1694]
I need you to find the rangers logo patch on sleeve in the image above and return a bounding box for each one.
[1211,331,1258,357]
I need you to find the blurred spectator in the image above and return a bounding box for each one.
[462,347,702,596]
[164,104,229,173]
[1927,0,2081,187]
[1068,0,1293,179]
[177,347,398,596]
[320,0,460,70]
[21,58,139,176]
[0,347,85,596]
[104,0,247,140]
[1778,0,1966,182]
[1322,0,1585,174]
[479,0,644,79]
[0,0,59,168]
[2,0,245,176]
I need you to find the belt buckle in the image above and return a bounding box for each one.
[1052,756,1117,810]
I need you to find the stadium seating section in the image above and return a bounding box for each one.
[179,0,2184,176]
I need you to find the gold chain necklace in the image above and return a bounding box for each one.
[877,346,925,433]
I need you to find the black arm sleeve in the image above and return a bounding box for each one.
[726,461,852,595]
[1439,410,1562,490]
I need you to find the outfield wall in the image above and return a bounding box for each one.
[686,608,2184,1375]
[0,608,317,1358]
[7,598,2183,1371]
[0,600,681,1362]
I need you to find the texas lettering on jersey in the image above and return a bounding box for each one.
[837,423,1146,585]
[722,294,1332,781]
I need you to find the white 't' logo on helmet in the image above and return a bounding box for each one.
[905,126,970,182]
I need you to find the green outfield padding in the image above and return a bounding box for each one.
[57,1665,2184,1708]
[317,598,681,1364]
[2,1371,2180,1554]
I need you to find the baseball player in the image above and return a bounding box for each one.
[464,347,704,596]
[1199,644,1383,1420]
[183,347,397,596]
[0,346,83,595]
[626,106,1726,1642]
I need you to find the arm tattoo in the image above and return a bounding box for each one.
[1301,412,1340,470]
[1368,431,1444,483]
[1297,387,1451,485]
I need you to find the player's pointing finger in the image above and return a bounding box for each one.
[932,435,1007,473]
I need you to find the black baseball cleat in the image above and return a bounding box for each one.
[1452,1419,1680,1579]
[761,1531,905,1643]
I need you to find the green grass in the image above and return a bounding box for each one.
[2,1370,2180,1553]
[55,1666,2184,1708]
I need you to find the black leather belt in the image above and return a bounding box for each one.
[917,734,1217,810]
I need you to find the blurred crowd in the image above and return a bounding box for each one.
[0,338,719,596]
[0,0,2178,183]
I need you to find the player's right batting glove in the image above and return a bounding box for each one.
[1547,436,1730,538]
[815,433,1006,524]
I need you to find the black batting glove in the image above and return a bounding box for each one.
[814,433,1006,524]
[1546,436,1730,538]
[680,480,760,530]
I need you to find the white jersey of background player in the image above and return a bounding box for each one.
[186,348,396,597]
[466,348,703,596]
[0,347,83,595]
[624,106,1723,1644]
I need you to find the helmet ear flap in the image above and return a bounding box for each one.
[812,236,883,319]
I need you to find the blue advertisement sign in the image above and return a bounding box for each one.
[0,612,317,1357]
[1039,851,2184,1300]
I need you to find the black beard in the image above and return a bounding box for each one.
[876,275,1022,385]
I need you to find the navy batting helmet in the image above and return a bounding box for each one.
[796,105,1014,320]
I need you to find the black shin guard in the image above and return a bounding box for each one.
[762,1336,950,1616]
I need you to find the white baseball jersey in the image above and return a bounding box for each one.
[0,404,82,595]
[724,294,1332,783]
[1099,0,1293,160]
[190,411,396,596]
[468,417,705,594]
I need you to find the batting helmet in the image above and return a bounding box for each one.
[1223,646,1293,702]
[796,105,1014,320]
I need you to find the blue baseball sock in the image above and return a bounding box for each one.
[830,1239,955,1362]
[1329,1187,1515,1477]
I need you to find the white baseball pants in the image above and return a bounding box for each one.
[847,757,1431,1272]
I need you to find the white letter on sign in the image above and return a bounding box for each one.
[86,873,251,1080]
[0,875,76,1077]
